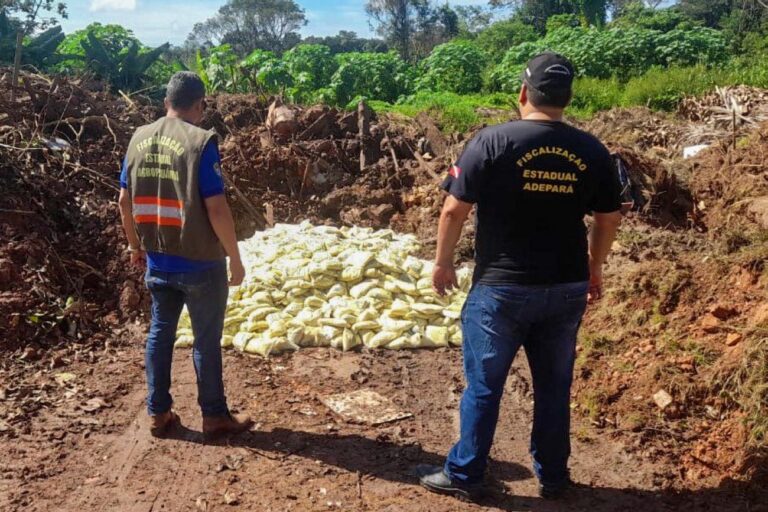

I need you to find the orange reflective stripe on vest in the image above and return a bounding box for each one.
[133,196,183,227]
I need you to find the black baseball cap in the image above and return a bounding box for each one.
[521,52,575,94]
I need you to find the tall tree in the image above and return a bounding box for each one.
[475,17,538,61]
[489,0,609,30]
[302,31,388,53]
[677,0,733,27]
[186,0,306,55]
[609,1,666,17]
[455,4,495,34]
[1,0,67,33]
[365,0,428,61]
[412,3,460,58]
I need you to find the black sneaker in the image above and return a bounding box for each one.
[414,464,485,501]
[539,478,574,500]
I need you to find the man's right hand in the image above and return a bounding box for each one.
[588,261,603,303]
[129,249,146,268]
[433,262,458,297]
[229,257,245,287]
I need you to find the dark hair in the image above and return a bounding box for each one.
[525,81,571,109]
[166,71,206,110]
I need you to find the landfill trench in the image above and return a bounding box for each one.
[2,72,768,511]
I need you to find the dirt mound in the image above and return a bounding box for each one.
[217,99,444,240]
[689,123,768,236]
[0,69,155,351]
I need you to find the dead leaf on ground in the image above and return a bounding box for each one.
[80,397,109,412]
[54,372,77,386]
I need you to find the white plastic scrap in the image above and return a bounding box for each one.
[175,222,471,356]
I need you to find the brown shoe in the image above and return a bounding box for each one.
[150,410,180,438]
[202,413,253,438]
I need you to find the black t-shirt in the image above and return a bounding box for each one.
[441,120,621,285]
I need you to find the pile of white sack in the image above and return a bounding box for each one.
[174,222,471,356]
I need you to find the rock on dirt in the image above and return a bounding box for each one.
[700,314,722,333]
[750,303,768,328]
[709,304,739,320]
[748,196,768,229]
[653,389,674,410]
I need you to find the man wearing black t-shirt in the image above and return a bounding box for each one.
[416,53,622,501]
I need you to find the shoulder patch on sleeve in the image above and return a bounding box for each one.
[213,162,222,178]
[449,165,461,178]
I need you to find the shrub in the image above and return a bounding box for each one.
[474,18,538,63]
[489,25,729,88]
[417,40,488,94]
[329,51,414,105]
[282,44,337,90]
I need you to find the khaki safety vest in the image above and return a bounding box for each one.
[125,117,225,261]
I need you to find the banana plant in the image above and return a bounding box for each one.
[81,30,169,91]
[23,25,66,67]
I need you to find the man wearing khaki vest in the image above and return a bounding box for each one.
[118,72,252,438]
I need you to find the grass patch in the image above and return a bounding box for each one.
[576,332,620,367]
[579,390,607,423]
[720,337,768,451]
[369,91,516,132]
[570,76,622,117]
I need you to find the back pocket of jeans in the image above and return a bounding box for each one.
[482,286,528,304]
[566,290,588,303]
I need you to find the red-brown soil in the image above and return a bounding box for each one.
[1,72,767,511]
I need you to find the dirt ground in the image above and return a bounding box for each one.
[2,71,767,511]
[1,323,765,512]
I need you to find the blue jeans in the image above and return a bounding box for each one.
[445,282,589,486]
[144,263,230,417]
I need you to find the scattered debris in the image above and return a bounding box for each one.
[322,389,413,425]
[653,389,674,410]
[683,144,709,158]
[223,489,239,506]
[80,397,109,412]
[216,454,244,473]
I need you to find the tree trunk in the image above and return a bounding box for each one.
[358,100,371,172]
[11,31,23,103]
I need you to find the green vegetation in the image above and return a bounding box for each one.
[2,0,768,118]
[417,40,487,94]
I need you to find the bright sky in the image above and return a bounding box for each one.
[58,0,493,47]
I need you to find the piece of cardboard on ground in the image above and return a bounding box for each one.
[322,389,413,425]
